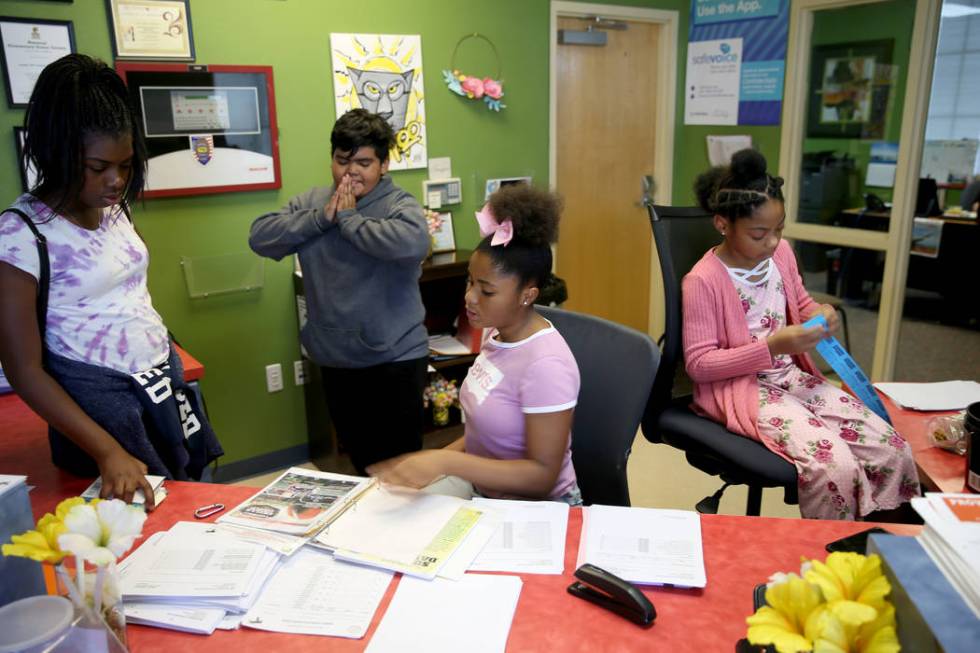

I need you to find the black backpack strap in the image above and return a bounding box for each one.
[3,208,49,341]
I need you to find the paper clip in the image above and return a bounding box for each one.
[194,503,225,519]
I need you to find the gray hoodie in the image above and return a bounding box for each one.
[249,176,430,368]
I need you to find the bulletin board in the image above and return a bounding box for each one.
[115,63,281,198]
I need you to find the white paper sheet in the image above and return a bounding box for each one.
[120,531,266,598]
[124,603,225,635]
[81,475,166,506]
[428,334,473,356]
[242,547,392,638]
[365,574,522,653]
[577,505,706,587]
[706,135,752,166]
[469,499,569,574]
[168,519,307,557]
[874,380,980,411]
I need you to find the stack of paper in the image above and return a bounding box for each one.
[119,522,282,634]
[314,485,486,579]
[218,467,375,536]
[82,475,167,507]
[911,493,980,618]
[468,498,569,574]
[242,546,392,638]
[366,574,522,653]
[577,505,706,587]
[874,381,980,411]
[428,334,473,356]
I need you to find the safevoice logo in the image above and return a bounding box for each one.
[692,42,739,65]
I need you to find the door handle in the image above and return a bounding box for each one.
[638,175,656,209]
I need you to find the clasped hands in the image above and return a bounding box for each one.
[767,304,840,357]
[324,174,357,222]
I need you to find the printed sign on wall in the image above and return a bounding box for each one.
[684,0,789,126]
[330,34,427,170]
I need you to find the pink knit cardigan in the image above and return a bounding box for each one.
[682,240,822,457]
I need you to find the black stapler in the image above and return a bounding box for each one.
[567,563,656,627]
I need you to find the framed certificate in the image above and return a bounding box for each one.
[0,17,76,107]
[106,0,195,61]
[115,63,281,197]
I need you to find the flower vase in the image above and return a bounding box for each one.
[56,560,128,652]
[433,404,450,426]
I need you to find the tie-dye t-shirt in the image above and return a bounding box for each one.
[0,194,169,373]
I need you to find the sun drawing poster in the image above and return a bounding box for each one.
[330,33,427,170]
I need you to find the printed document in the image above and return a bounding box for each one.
[316,485,484,579]
[366,574,522,653]
[577,505,706,587]
[218,467,375,535]
[469,498,568,574]
[243,547,392,638]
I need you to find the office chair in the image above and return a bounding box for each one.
[641,205,798,516]
[536,306,660,506]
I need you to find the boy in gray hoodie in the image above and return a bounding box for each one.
[249,109,429,473]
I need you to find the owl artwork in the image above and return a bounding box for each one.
[346,68,416,132]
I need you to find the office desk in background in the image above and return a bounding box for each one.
[883,395,968,494]
[26,481,918,653]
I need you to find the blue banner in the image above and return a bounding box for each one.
[688,0,789,125]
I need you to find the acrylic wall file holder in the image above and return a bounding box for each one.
[180,251,264,299]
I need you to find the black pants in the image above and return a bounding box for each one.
[321,356,427,474]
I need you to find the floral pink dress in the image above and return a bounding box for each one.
[732,263,919,520]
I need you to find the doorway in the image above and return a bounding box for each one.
[550,2,677,336]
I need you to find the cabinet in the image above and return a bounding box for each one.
[293,249,475,472]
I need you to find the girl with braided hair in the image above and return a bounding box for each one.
[368,185,582,504]
[0,55,221,505]
[683,149,917,520]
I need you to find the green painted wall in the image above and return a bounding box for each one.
[801,0,916,207]
[0,0,782,467]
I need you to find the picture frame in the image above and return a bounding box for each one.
[115,62,281,198]
[806,39,894,139]
[0,16,76,107]
[106,0,195,61]
[427,211,456,253]
[13,127,38,192]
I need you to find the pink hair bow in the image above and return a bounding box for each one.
[475,204,513,247]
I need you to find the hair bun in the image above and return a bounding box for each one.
[488,185,561,247]
[730,149,768,184]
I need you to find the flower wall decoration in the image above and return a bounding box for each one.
[443,33,506,112]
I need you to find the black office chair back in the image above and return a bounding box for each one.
[644,205,718,437]
[536,306,660,506]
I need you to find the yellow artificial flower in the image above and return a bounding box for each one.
[747,574,824,653]
[804,552,891,623]
[853,603,900,653]
[2,496,100,564]
[55,496,89,520]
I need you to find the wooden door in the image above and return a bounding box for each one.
[555,18,660,333]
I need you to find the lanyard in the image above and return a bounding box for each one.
[803,315,892,425]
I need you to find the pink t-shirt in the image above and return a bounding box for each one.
[461,321,580,499]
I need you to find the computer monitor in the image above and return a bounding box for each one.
[915,178,942,216]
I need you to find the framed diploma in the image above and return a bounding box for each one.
[115,63,281,197]
[106,0,195,61]
[0,17,76,107]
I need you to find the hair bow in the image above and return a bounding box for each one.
[475,204,513,247]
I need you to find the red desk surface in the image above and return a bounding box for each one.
[883,395,968,494]
[24,482,918,653]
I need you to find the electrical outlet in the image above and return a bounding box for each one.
[265,363,283,392]
[293,360,307,386]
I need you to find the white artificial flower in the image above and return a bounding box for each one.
[765,571,799,588]
[58,499,146,565]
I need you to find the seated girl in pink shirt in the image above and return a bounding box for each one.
[683,149,918,521]
[368,186,582,504]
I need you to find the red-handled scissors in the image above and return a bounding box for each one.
[194,503,225,519]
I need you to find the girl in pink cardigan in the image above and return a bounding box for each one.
[683,150,918,521]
